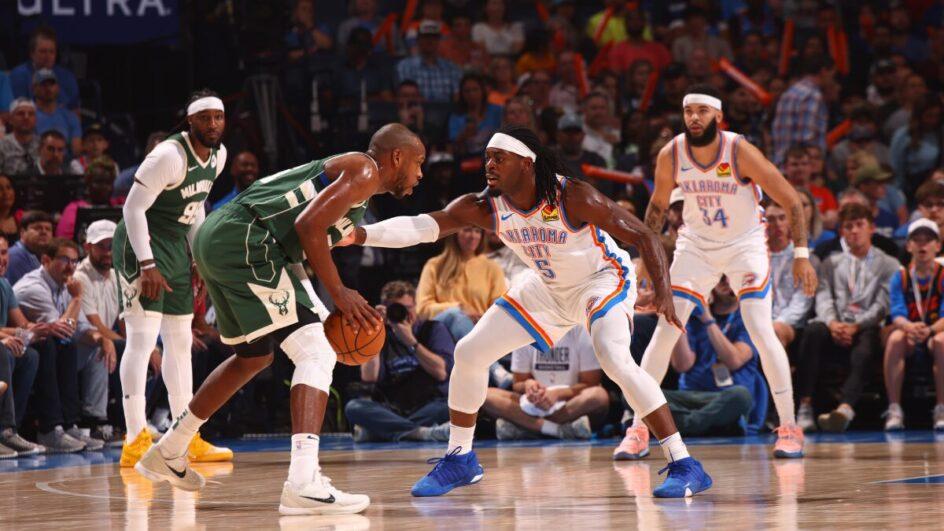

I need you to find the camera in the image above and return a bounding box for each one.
[386,302,409,323]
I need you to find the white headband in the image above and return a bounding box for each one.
[682,93,722,111]
[486,133,537,161]
[187,96,225,116]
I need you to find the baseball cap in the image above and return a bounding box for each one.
[32,68,57,84]
[427,151,454,166]
[853,163,893,185]
[908,218,940,239]
[86,219,117,244]
[670,188,684,205]
[557,114,584,131]
[82,122,107,141]
[8,98,35,113]
[418,20,442,37]
[871,58,896,76]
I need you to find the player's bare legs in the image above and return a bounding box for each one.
[188,354,273,419]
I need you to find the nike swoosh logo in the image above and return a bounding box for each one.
[681,166,693,171]
[188,165,199,171]
[301,494,336,504]
[168,465,187,479]
[500,213,513,221]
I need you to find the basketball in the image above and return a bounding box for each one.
[324,311,386,365]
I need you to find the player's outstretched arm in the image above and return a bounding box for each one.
[295,154,382,331]
[736,138,818,296]
[346,193,494,248]
[644,142,677,236]
[563,179,683,329]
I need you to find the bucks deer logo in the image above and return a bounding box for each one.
[268,290,291,316]
[122,286,138,309]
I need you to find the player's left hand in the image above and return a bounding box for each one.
[793,258,818,297]
[654,289,684,330]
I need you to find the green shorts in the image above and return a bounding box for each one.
[193,202,321,345]
[113,221,194,317]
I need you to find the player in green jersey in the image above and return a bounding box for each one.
[136,123,426,515]
[114,90,233,467]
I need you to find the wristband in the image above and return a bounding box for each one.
[140,263,157,271]
[793,246,810,259]
[703,319,716,327]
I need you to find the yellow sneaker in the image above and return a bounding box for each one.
[188,433,233,463]
[120,429,153,468]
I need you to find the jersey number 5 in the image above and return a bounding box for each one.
[533,259,556,279]
[700,207,729,228]
[178,201,203,224]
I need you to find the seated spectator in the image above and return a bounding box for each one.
[672,9,734,63]
[796,204,899,433]
[519,70,553,117]
[851,162,900,238]
[9,26,81,111]
[68,123,119,176]
[395,81,426,137]
[725,86,768,155]
[438,13,488,72]
[783,145,838,230]
[608,9,671,73]
[515,29,556,76]
[771,56,834,165]
[766,201,816,349]
[337,0,398,55]
[546,0,579,52]
[113,131,166,199]
[585,0,628,46]
[32,69,81,155]
[284,0,333,63]
[6,210,52,286]
[417,227,506,341]
[403,0,450,53]
[895,180,944,246]
[0,98,39,176]
[813,189,899,260]
[556,114,611,194]
[15,238,108,452]
[36,130,69,176]
[56,157,123,239]
[334,28,395,111]
[890,94,942,199]
[0,235,42,456]
[484,326,608,440]
[828,105,891,188]
[396,21,461,104]
[0,175,19,243]
[502,96,536,130]
[448,74,502,158]
[671,278,768,434]
[210,151,259,211]
[548,51,580,115]
[345,281,454,442]
[473,0,524,56]
[486,56,517,107]
[581,92,621,168]
[882,219,944,431]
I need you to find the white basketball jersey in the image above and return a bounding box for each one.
[673,131,764,243]
[488,178,635,292]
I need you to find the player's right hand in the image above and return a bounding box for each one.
[333,286,382,332]
[140,266,173,300]
[654,291,684,330]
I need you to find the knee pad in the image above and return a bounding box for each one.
[280,322,336,392]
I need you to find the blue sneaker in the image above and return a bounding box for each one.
[652,457,712,498]
[411,448,484,497]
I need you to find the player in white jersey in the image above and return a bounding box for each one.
[344,126,712,498]
[616,84,818,460]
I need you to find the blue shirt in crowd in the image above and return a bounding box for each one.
[0,72,13,113]
[378,319,455,396]
[888,266,944,323]
[0,277,19,327]
[447,104,503,154]
[396,57,462,103]
[6,241,41,287]
[9,63,81,110]
[679,308,769,435]
[35,105,81,145]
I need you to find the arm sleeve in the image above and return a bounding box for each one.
[815,258,839,323]
[362,214,440,248]
[889,270,908,321]
[124,142,184,262]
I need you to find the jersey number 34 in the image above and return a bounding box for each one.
[700,207,729,228]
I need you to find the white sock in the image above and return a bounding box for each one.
[123,394,147,443]
[447,424,475,455]
[287,433,320,488]
[631,415,645,429]
[837,404,855,419]
[540,420,561,437]
[168,395,192,422]
[659,432,690,463]
[160,317,194,420]
[157,408,205,459]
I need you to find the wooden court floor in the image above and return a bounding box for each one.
[2,436,943,530]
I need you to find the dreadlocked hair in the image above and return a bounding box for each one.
[499,125,566,207]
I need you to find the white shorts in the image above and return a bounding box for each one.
[495,268,636,352]
[670,226,770,309]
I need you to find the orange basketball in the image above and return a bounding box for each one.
[324,311,386,365]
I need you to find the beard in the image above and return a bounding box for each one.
[191,128,222,149]
[684,119,718,147]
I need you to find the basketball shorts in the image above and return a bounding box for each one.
[192,202,328,346]
[495,268,636,353]
[113,222,194,317]
[670,226,770,310]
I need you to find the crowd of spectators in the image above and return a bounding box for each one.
[2,0,944,458]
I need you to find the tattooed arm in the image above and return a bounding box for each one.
[645,142,677,235]
[736,137,817,296]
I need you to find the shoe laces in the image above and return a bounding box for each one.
[658,458,696,479]
[425,447,469,485]
[775,425,801,441]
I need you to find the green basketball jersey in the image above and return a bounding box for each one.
[235,154,368,262]
[145,132,221,239]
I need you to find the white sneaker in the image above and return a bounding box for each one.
[135,445,205,491]
[934,404,944,432]
[883,404,904,431]
[797,404,815,432]
[559,416,592,440]
[279,475,370,516]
